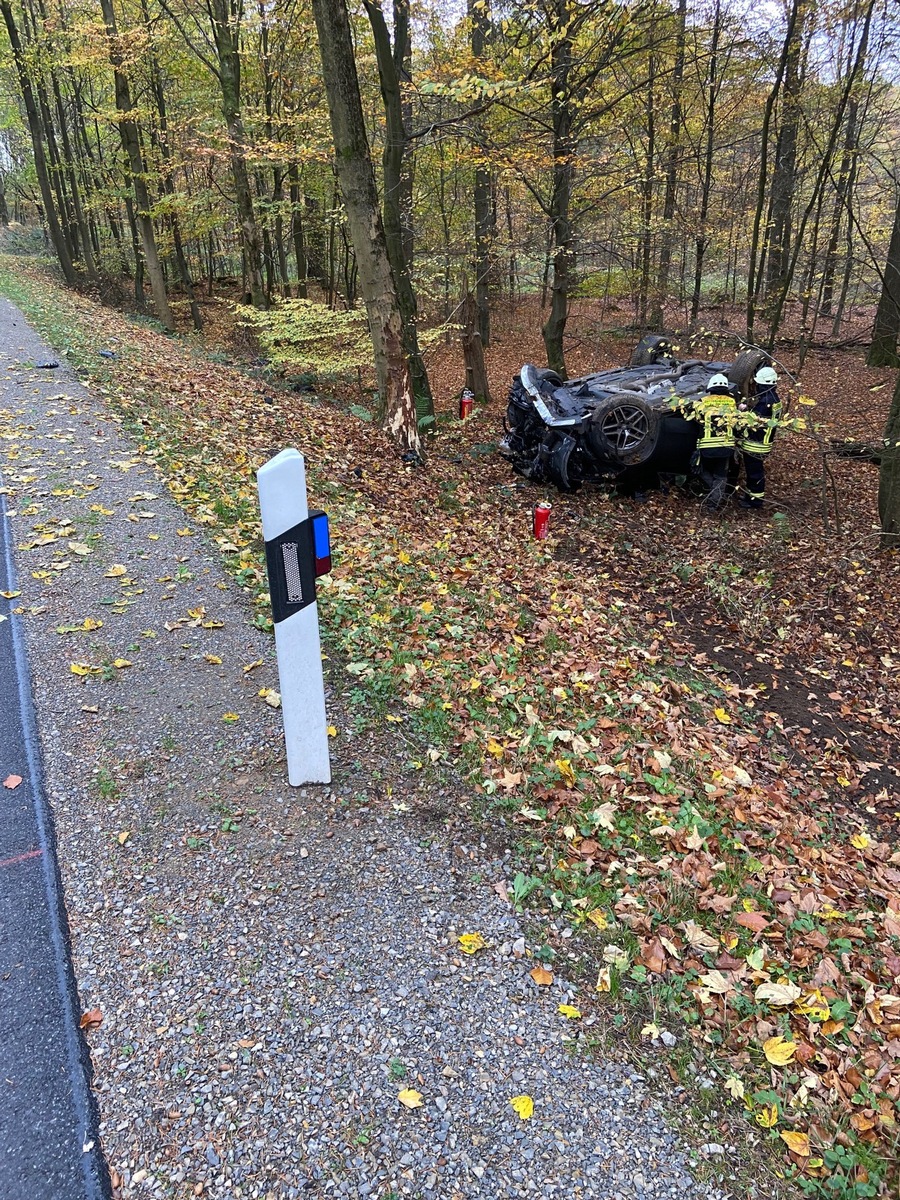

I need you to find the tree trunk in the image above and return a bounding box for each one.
[460,287,491,404]
[637,53,656,329]
[746,0,801,340]
[541,2,575,379]
[765,0,810,302]
[0,0,76,282]
[651,0,686,330]
[208,0,266,308]
[288,165,308,298]
[363,0,434,429]
[311,0,420,454]
[98,0,174,329]
[470,0,494,346]
[879,369,900,547]
[690,0,720,326]
[869,187,900,368]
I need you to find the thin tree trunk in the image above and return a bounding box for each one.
[869,186,900,367]
[470,0,494,345]
[0,0,76,282]
[311,0,420,453]
[363,0,434,427]
[651,0,686,329]
[288,165,307,298]
[542,2,575,379]
[98,0,174,328]
[637,53,657,328]
[690,0,720,326]
[746,0,801,340]
[878,369,900,547]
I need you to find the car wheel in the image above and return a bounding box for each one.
[728,349,770,398]
[630,334,673,367]
[590,395,660,465]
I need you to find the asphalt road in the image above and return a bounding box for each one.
[0,300,109,1199]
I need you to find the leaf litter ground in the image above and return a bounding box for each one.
[2,260,899,1196]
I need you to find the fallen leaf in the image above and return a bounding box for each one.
[763,1036,797,1066]
[397,1088,423,1109]
[780,1130,810,1157]
[530,965,553,987]
[117,831,130,845]
[755,1103,779,1128]
[327,725,338,736]
[714,707,732,724]
[79,1008,102,1031]
[509,1094,534,1119]
[104,564,127,577]
[204,654,222,664]
[222,712,240,723]
[3,774,23,790]
[850,833,870,850]
[1,590,21,599]
[724,1075,745,1101]
[112,658,132,669]
[458,933,487,955]
[680,920,719,953]
[555,758,576,787]
[734,911,769,934]
[558,1003,581,1019]
[755,981,802,1007]
[585,908,608,930]
[641,1022,660,1039]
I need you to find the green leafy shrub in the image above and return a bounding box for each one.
[236,297,369,378]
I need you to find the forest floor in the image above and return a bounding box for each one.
[1,247,899,1198]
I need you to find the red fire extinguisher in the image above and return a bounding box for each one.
[459,388,475,419]
[533,502,552,539]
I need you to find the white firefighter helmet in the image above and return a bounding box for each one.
[754,365,778,386]
[707,373,731,392]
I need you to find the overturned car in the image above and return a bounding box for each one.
[499,335,769,492]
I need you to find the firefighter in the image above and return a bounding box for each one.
[735,365,781,508]
[674,373,742,512]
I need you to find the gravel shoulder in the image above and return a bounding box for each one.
[0,297,728,1200]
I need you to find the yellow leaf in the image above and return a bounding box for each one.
[558,1004,581,1019]
[763,1036,797,1066]
[530,965,553,986]
[82,617,102,631]
[176,527,193,536]
[263,690,281,708]
[555,758,576,787]
[724,1075,745,1101]
[420,600,434,614]
[70,662,93,676]
[755,981,802,1007]
[797,395,817,406]
[222,712,240,723]
[327,725,338,737]
[68,541,90,555]
[586,909,609,930]
[1,590,21,599]
[596,966,611,992]
[641,1022,660,1039]
[487,738,504,758]
[850,833,870,849]
[458,933,487,955]
[148,533,160,541]
[112,659,132,669]
[755,1103,779,1128]
[713,707,731,724]
[204,654,222,664]
[468,678,481,690]
[509,1095,534,1120]
[104,564,127,577]
[780,1130,811,1157]
[398,550,411,564]
[397,1089,423,1109]
[117,831,130,845]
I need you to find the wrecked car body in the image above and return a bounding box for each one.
[499,336,768,493]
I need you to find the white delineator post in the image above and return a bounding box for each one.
[257,448,331,785]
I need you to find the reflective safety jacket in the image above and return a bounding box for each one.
[739,385,782,456]
[672,391,742,453]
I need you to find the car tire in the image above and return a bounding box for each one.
[630,334,673,367]
[589,394,660,465]
[728,349,770,397]
[532,368,564,388]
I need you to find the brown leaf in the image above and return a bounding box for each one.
[734,911,769,933]
[530,965,553,987]
[640,938,667,975]
[2,774,23,790]
[79,1008,103,1031]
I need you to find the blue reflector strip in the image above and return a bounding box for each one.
[311,511,330,560]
